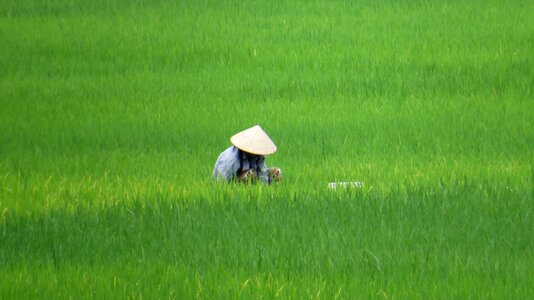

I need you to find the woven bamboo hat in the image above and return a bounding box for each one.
[230,125,277,156]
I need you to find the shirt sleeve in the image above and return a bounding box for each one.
[256,156,270,184]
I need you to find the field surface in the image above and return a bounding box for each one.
[1,0,533,298]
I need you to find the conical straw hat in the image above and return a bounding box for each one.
[230,125,277,156]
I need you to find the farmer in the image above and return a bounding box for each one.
[212,125,282,184]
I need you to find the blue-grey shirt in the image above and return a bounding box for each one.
[212,146,270,183]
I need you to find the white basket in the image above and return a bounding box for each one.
[328,181,364,189]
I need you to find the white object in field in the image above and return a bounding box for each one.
[328,181,364,189]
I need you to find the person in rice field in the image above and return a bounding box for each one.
[212,125,282,184]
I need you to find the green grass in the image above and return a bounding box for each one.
[1,0,533,298]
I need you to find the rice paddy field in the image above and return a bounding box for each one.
[1,0,533,298]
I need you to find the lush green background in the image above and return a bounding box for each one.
[1,0,533,298]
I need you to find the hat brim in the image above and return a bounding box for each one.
[230,125,277,156]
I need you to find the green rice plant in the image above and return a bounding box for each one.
[0,0,533,298]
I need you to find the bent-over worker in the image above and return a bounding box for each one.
[212,125,282,184]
